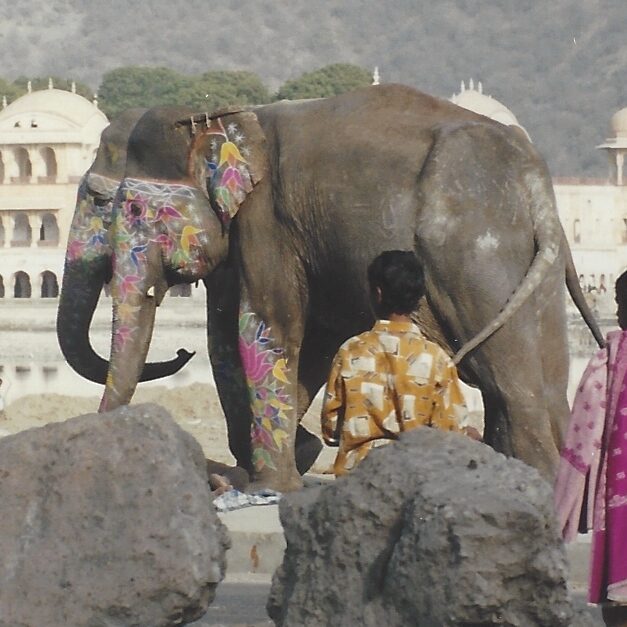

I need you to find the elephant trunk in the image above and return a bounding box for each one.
[99,288,160,412]
[57,258,111,384]
[58,176,194,385]
[57,260,194,385]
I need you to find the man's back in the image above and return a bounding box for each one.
[321,319,468,474]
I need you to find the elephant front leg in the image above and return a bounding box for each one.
[205,271,254,475]
[238,302,302,492]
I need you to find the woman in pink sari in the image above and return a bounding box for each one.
[555,270,627,626]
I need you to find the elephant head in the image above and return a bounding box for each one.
[99,106,267,411]
[57,108,195,385]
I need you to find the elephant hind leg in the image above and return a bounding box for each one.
[481,389,513,457]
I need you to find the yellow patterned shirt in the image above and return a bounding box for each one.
[321,320,468,476]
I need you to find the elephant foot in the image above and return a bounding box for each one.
[295,425,323,475]
[206,459,250,492]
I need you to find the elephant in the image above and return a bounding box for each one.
[57,108,322,477]
[57,107,195,383]
[80,83,602,492]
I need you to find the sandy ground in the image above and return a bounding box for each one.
[0,382,336,473]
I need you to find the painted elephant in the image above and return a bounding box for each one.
[94,84,601,491]
[57,107,195,383]
[57,108,322,476]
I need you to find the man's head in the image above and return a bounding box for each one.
[616,270,627,330]
[367,250,425,318]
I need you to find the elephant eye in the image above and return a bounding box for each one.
[93,195,111,207]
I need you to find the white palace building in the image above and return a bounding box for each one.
[453,79,626,316]
[0,81,108,300]
[0,80,625,314]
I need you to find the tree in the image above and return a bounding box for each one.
[181,70,271,111]
[0,78,23,104]
[98,66,193,118]
[276,63,372,100]
[97,66,271,118]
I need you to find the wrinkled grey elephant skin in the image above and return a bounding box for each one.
[92,85,604,489]
[0,404,230,627]
[268,428,576,627]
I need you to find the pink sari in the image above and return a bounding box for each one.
[554,329,627,604]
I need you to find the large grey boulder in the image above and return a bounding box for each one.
[0,403,229,627]
[268,428,574,627]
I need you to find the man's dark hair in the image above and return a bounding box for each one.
[616,270,627,306]
[367,250,425,316]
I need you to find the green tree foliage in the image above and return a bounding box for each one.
[181,71,271,111]
[98,67,192,118]
[277,63,372,100]
[98,67,271,118]
[0,78,23,103]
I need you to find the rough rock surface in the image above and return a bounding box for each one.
[268,428,575,627]
[0,403,230,627]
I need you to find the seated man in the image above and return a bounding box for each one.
[321,250,477,476]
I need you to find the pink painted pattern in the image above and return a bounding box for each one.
[65,173,118,263]
[107,179,209,389]
[238,303,291,472]
[201,117,254,225]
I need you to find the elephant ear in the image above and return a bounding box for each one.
[189,107,268,225]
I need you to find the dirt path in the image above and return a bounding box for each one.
[0,382,335,472]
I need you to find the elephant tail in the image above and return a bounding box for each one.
[452,168,562,365]
[562,229,605,348]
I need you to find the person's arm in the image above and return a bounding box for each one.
[431,355,469,434]
[320,351,345,447]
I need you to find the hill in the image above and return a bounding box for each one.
[0,0,625,176]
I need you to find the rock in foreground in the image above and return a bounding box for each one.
[268,428,573,626]
[0,403,229,627]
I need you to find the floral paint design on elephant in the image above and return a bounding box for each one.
[103,178,210,401]
[66,173,119,263]
[202,117,254,225]
[238,302,291,472]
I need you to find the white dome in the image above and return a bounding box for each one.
[611,107,627,137]
[0,88,108,139]
[450,80,530,140]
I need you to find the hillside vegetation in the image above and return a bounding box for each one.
[0,0,625,177]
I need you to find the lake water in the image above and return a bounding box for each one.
[0,302,600,416]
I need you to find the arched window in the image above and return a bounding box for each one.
[12,214,32,246]
[589,274,597,292]
[0,275,4,298]
[41,271,59,298]
[169,284,192,297]
[573,219,581,244]
[39,213,59,245]
[13,147,32,183]
[14,271,31,298]
[39,147,57,182]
